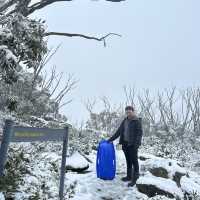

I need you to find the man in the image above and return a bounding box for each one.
[107,106,143,187]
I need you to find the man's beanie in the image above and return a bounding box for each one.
[125,105,134,111]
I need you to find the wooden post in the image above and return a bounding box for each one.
[0,120,14,176]
[59,126,69,200]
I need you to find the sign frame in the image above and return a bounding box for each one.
[0,119,69,200]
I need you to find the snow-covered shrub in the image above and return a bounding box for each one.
[86,110,123,134]
[0,146,28,198]
[0,13,47,83]
[69,128,100,155]
[141,134,200,172]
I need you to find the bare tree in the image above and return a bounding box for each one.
[138,89,156,124]
[83,98,97,114]
[157,91,169,132]
[177,88,192,138]
[84,98,98,130]
[123,85,136,107]
[84,96,122,133]
[188,87,200,135]
[29,45,61,98]
[163,87,179,127]
[54,73,78,109]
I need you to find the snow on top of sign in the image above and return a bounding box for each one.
[30,116,49,125]
[137,175,184,199]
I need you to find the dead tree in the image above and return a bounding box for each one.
[54,73,78,110]
[177,88,192,138]
[41,70,78,117]
[84,98,97,114]
[188,87,200,136]
[84,98,98,130]
[157,91,170,132]
[29,45,61,99]
[163,87,179,128]
[138,89,156,124]
[123,85,136,108]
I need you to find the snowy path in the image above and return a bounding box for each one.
[66,150,145,200]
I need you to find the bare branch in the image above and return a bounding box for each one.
[58,99,73,109]
[44,32,122,47]
[49,72,63,97]
[54,74,78,105]
[84,98,97,114]
[26,0,125,16]
[100,96,112,112]
[27,0,73,15]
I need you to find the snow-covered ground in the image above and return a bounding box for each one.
[1,141,200,199]
[64,150,200,200]
[0,145,166,200]
[67,150,147,200]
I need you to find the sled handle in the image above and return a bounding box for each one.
[111,143,116,174]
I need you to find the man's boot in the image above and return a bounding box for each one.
[121,167,132,182]
[128,171,139,187]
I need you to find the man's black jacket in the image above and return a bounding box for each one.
[108,117,143,148]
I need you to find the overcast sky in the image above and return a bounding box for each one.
[33,0,200,124]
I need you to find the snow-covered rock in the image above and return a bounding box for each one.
[140,154,186,185]
[139,153,158,161]
[137,175,184,199]
[66,151,89,172]
[137,153,200,199]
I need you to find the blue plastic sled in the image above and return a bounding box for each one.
[96,139,116,180]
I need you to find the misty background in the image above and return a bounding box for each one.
[32,0,200,123]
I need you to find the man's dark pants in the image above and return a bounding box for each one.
[122,142,139,179]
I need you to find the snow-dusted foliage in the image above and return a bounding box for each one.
[0,71,60,118]
[86,110,124,135]
[0,13,47,83]
[140,132,200,173]
[0,143,79,199]
[68,128,99,155]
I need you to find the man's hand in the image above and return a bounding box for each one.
[106,139,112,143]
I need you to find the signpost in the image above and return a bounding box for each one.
[0,119,69,200]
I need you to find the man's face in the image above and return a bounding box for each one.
[125,109,134,117]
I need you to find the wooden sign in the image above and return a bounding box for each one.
[0,120,69,200]
[12,126,66,142]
